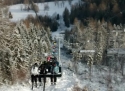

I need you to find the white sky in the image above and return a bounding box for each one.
[1,0,125,91]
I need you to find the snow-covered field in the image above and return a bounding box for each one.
[0,51,125,91]
[1,0,125,91]
[9,0,80,22]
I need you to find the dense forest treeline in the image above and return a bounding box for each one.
[68,0,125,26]
[5,0,125,30]
[21,14,59,32]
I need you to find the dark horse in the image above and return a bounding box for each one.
[31,63,39,90]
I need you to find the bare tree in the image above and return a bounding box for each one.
[68,0,72,6]
[44,3,49,11]
[112,3,120,13]
[54,0,59,7]
[41,0,45,3]
[32,2,39,12]
[99,1,107,11]
[61,1,65,7]
[23,0,30,11]
[9,12,13,18]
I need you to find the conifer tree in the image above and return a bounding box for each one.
[50,20,59,32]
[63,8,70,27]
[70,6,76,24]
[56,14,59,20]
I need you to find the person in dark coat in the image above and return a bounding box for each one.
[38,61,48,86]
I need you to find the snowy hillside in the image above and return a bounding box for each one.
[9,0,81,22]
[0,0,124,91]
[0,48,125,91]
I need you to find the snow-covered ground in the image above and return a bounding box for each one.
[1,0,125,91]
[0,49,125,91]
[9,0,80,22]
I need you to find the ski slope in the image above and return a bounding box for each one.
[9,0,81,22]
[0,0,125,91]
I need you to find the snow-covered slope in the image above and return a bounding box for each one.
[1,0,124,91]
[9,0,80,22]
[0,49,125,91]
